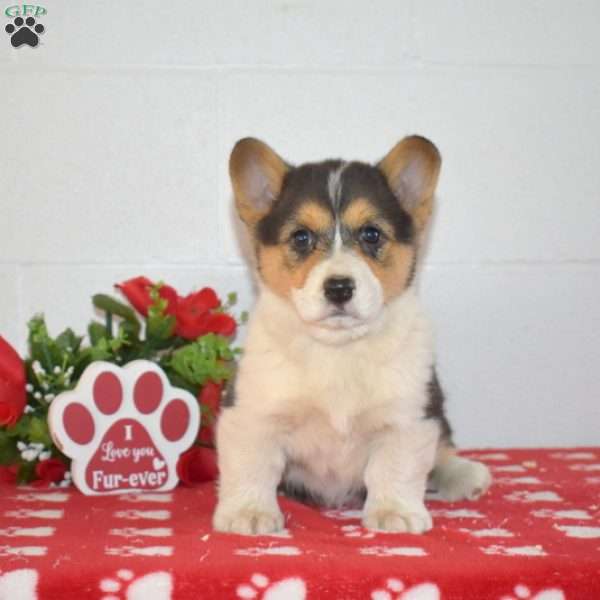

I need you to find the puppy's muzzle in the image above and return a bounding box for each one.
[323,276,355,306]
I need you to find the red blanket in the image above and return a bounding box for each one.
[1,448,599,599]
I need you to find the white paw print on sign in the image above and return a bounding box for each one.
[99,569,172,600]
[499,583,565,600]
[236,573,306,600]
[371,578,440,600]
[49,361,199,495]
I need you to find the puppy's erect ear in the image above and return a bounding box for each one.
[378,135,441,231]
[229,137,289,226]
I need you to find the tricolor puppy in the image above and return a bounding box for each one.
[213,136,491,535]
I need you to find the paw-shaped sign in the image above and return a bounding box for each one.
[49,361,200,495]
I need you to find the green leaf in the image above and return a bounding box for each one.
[55,328,82,354]
[88,322,107,346]
[169,333,236,387]
[6,415,32,439]
[17,461,36,484]
[146,285,175,342]
[27,316,58,371]
[0,430,19,465]
[146,312,176,342]
[28,416,53,447]
[92,294,141,338]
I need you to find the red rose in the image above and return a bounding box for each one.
[34,458,68,486]
[175,288,221,339]
[176,447,218,485]
[199,380,222,416]
[116,276,178,317]
[198,381,222,446]
[202,313,237,337]
[0,336,26,428]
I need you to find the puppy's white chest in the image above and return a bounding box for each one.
[283,408,370,505]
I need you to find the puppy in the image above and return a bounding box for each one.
[213,136,491,535]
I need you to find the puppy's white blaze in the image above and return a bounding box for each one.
[291,248,384,345]
[333,223,343,252]
[327,162,347,209]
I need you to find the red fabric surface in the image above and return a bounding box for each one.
[0,448,599,600]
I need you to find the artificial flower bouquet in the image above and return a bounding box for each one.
[0,277,245,488]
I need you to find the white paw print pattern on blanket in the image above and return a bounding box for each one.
[236,573,306,600]
[99,569,172,600]
[499,583,565,600]
[340,524,375,539]
[235,546,302,557]
[0,569,38,600]
[370,578,440,600]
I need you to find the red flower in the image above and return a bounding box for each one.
[34,458,67,486]
[0,336,26,428]
[176,447,218,485]
[198,381,222,446]
[116,276,178,317]
[117,278,236,340]
[175,288,221,339]
[202,313,237,337]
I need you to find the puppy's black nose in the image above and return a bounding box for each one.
[323,277,355,306]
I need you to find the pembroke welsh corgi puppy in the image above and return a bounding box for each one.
[213,136,491,535]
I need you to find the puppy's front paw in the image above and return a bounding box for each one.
[363,502,432,534]
[431,457,492,502]
[213,505,284,535]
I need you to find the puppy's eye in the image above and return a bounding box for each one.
[291,228,314,252]
[359,226,382,245]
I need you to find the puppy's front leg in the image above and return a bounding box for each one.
[363,419,439,534]
[213,407,286,535]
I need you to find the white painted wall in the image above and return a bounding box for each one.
[1,1,599,448]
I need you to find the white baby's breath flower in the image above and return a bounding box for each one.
[32,361,46,375]
[53,366,61,375]
[25,383,34,393]
[38,451,51,461]
[21,449,38,462]
[44,393,55,402]
[33,391,42,400]
[16,441,27,451]
[24,405,35,414]
[31,443,44,451]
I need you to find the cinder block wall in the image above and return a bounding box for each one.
[2,2,599,447]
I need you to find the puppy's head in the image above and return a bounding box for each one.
[230,136,441,343]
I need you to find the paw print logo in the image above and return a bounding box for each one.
[99,569,173,600]
[5,17,44,48]
[236,573,306,600]
[49,361,199,495]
